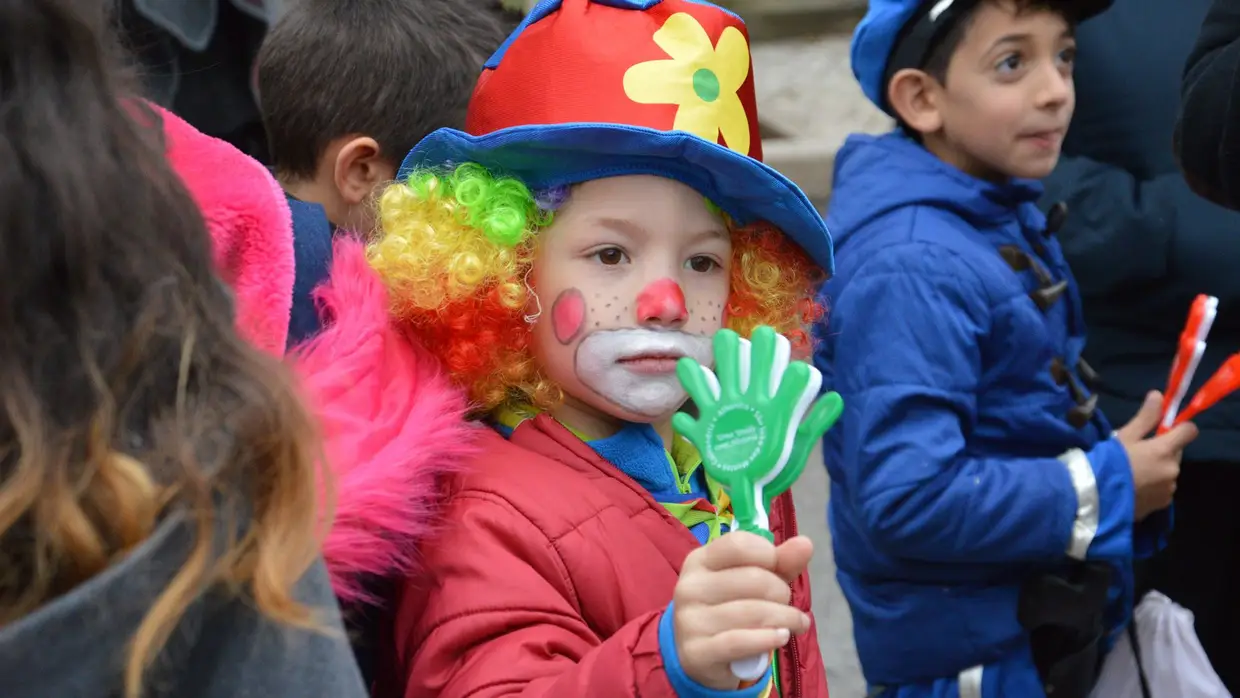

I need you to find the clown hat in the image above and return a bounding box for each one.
[398,0,834,274]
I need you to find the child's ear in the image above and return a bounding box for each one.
[331,136,395,206]
[887,68,944,135]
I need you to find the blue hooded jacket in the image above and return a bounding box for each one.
[814,132,1166,694]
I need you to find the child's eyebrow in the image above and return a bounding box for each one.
[591,216,727,245]
[687,228,730,245]
[989,32,1033,50]
[594,216,648,240]
[988,26,1076,52]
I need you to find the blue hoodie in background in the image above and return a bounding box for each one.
[285,193,334,348]
[813,132,1166,695]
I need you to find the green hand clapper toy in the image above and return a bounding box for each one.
[672,326,843,682]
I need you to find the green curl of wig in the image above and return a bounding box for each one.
[402,162,552,247]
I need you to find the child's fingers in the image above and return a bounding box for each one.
[678,599,810,638]
[1116,391,1163,442]
[691,530,777,573]
[681,628,792,668]
[773,535,814,584]
[675,566,792,607]
[1157,421,1200,452]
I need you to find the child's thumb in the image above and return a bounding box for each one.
[773,535,814,584]
[1118,391,1163,442]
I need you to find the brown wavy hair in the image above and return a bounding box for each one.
[0,1,329,697]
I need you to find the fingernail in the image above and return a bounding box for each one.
[776,628,791,645]
[801,612,811,629]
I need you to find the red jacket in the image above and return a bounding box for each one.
[372,414,829,698]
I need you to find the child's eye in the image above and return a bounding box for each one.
[1057,46,1077,67]
[685,255,720,273]
[996,53,1022,73]
[592,247,629,265]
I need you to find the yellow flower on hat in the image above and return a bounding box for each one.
[623,12,752,156]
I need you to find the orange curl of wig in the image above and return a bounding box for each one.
[367,164,827,416]
[725,220,827,354]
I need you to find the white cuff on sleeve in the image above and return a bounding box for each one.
[1060,447,1099,560]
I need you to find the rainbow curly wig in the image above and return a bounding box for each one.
[370,163,826,414]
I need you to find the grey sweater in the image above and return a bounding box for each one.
[0,512,367,698]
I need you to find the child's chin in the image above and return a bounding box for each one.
[1007,154,1061,180]
[607,404,684,425]
[575,388,688,425]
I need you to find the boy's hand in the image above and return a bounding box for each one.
[1116,391,1199,520]
[672,532,813,690]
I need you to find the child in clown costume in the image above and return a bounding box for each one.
[298,1,836,696]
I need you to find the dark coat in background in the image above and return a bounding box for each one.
[1045,2,1240,690]
[1043,0,1240,462]
[1177,0,1240,210]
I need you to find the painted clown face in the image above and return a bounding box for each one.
[531,175,731,428]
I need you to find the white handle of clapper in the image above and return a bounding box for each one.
[727,338,820,684]
[730,653,771,682]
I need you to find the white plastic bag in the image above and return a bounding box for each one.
[1090,591,1230,697]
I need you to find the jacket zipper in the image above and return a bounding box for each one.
[788,634,802,698]
[784,495,804,698]
[545,417,807,696]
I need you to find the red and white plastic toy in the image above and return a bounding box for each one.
[1158,294,1236,432]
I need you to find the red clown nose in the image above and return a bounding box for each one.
[637,278,688,324]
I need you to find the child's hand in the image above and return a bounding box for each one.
[672,532,813,690]
[1116,391,1199,520]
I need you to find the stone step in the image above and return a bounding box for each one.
[515,0,865,12]
[753,33,893,205]
[721,0,866,41]
[727,0,867,12]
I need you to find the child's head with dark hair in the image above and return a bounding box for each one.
[884,0,1086,181]
[257,0,510,231]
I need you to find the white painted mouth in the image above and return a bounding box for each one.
[575,329,714,418]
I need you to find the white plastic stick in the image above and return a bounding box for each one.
[1163,297,1218,428]
[728,360,822,684]
[730,653,770,682]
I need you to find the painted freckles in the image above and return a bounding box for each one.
[583,295,724,334]
[551,288,587,345]
[698,299,723,327]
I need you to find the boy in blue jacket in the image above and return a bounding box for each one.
[815,1,1199,696]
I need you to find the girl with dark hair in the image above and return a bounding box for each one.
[0,0,368,696]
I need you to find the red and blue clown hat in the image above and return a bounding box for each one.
[397,0,835,274]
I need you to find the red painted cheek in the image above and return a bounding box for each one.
[551,288,586,345]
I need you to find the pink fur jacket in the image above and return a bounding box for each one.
[160,105,471,603]
[291,239,476,604]
[157,102,294,355]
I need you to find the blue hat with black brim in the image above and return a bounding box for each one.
[852,0,1113,115]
